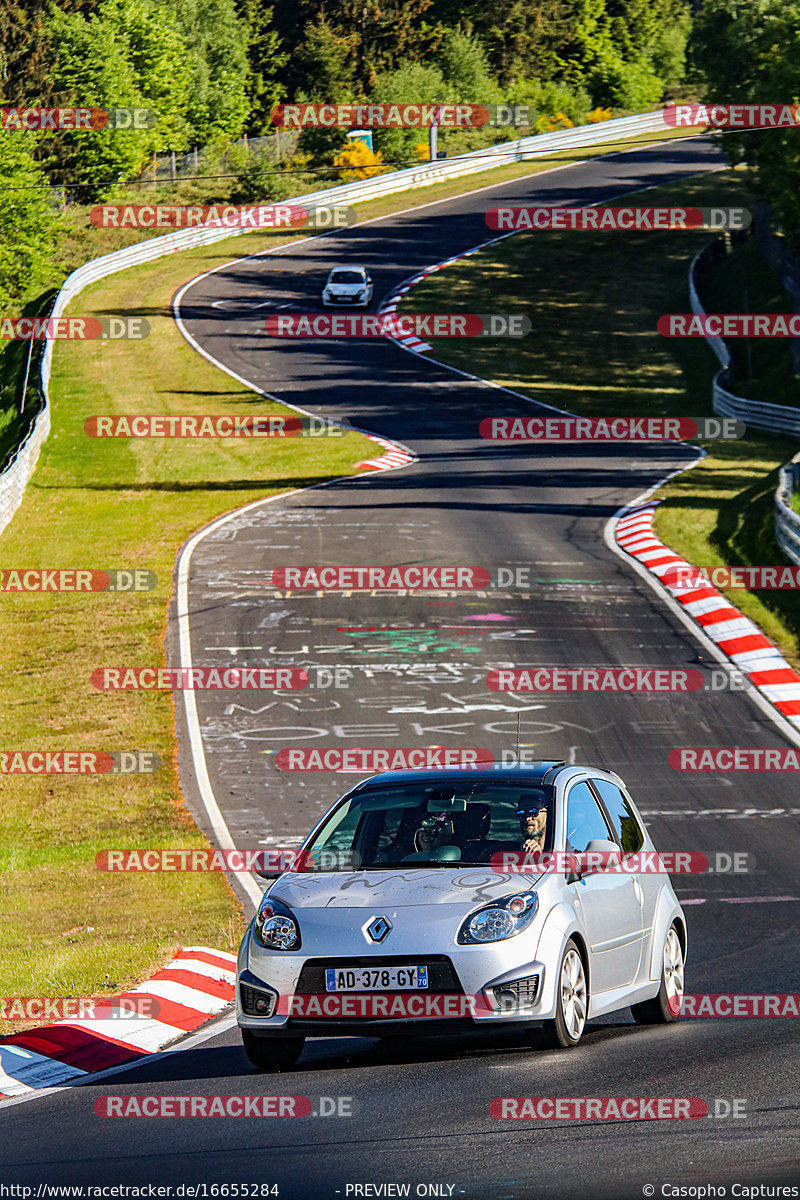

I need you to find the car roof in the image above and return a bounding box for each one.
[329,265,366,273]
[347,762,569,792]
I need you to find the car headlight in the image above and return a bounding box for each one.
[253,894,301,950]
[457,892,538,944]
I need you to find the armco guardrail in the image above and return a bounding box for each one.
[689,237,800,436]
[0,108,671,538]
[775,459,800,566]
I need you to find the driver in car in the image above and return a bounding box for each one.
[517,802,548,853]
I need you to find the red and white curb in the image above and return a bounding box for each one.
[355,431,415,471]
[0,946,236,1100]
[615,503,800,727]
[379,233,513,356]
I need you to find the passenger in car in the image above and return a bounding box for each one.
[413,811,455,854]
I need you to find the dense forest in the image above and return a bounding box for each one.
[1,1,800,317]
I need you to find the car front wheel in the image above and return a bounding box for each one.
[631,924,684,1025]
[241,1030,305,1071]
[534,939,588,1049]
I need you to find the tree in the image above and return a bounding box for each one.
[167,0,251,145]
[0,130,57,312]
[43,0,191,198]
[431,0,573,86]
[0,0,97,106]
[272,0,441,95]
[240,1,288,134]
[369,60,447,162]
[346,0,442,91]
[691,0,800,246]
[605,0,691,96]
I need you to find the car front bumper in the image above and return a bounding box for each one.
[236,925,552,1036]
[322,292,369,306]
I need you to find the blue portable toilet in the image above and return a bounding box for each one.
[346,129,374,151]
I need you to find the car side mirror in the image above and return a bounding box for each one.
[581,839,623,876]
[563,851,581,885]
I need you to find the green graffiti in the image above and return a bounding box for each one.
[346,628,481,655]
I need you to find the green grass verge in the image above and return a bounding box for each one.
[0,230,377,1031]
[399,166,800,670]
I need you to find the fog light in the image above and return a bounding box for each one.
[240,983,277,1017]
[492,974,541,1011]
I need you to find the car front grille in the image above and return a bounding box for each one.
[296,955,462,995]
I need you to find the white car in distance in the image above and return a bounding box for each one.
[322,266,374,307]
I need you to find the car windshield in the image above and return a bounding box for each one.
[329,270,363,284]
[294,781,555,871]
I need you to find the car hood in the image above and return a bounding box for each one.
[269,868,546,910]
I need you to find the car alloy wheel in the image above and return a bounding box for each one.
[535,939,587,1049]
[631,923,685,1025]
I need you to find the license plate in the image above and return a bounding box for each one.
[324,965,428,992]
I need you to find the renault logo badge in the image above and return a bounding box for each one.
[366,915,392,942]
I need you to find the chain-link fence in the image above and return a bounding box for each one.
[141,130,301,185]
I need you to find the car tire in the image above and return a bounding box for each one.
[631,924,684,1025]
[534,939,588,1049]
[241,1030,305,1071]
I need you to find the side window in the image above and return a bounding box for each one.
[565,782,614,853]
[591,779,644,855]
[312,801,361,853]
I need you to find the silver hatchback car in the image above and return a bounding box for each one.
[237,763,687,1069]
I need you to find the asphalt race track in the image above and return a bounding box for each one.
[2,137,799,1199]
